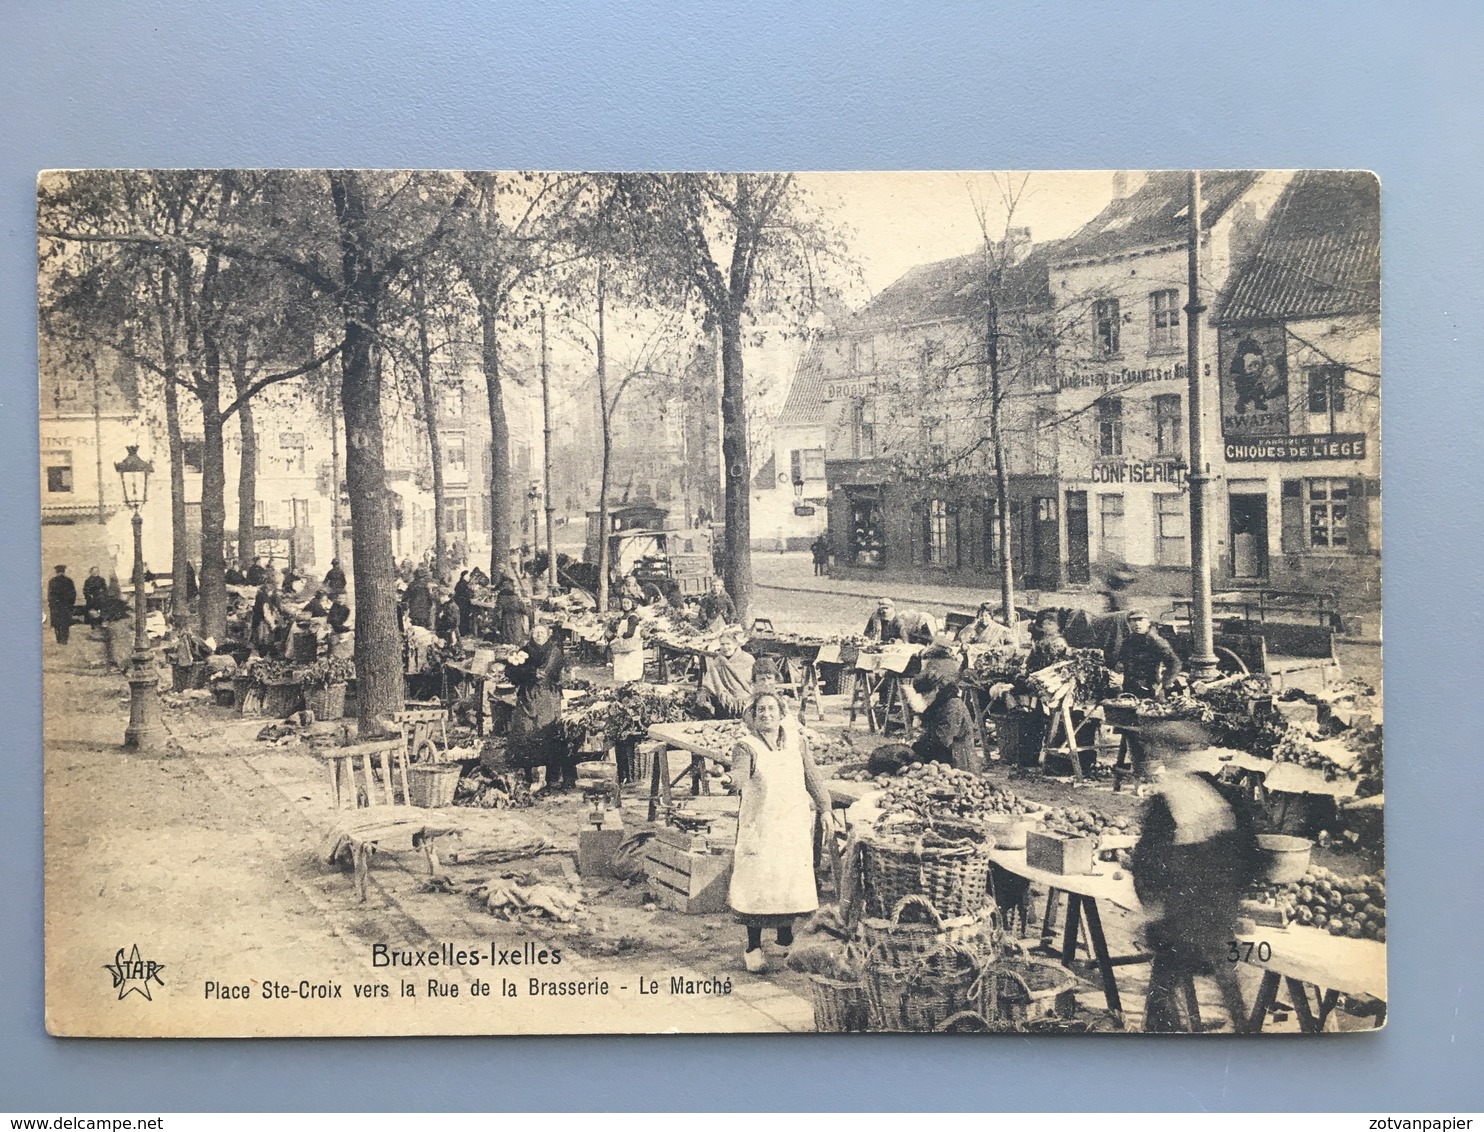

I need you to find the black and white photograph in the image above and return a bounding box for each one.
[37,168,1383,1037]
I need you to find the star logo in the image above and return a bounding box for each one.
[103,945,165,1001]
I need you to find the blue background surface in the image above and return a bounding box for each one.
[3,0,1481,1111]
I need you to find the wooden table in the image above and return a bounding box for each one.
[746,634,827,720]
[848,645,921,736]
[1238,929,1387,1032]
[989,847,1145,1017]
[644,720,747,822]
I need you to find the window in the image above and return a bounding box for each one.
[44,450,73,494]
[800,448,826,481]
[182,438,205,474]
[1306,365,1347,432]
[291,498,310,528]
[850,336,875,375]
[1098,493,1126,561]
[440,386,465,419]
[849,400,876,459]
[848,496,885,567]
[1307,478,1349,549]
[1154,493,1187,566]
[254,500,267,525]
[279,432,306,475]
[1097,398,1124,458]
[1154,394,1182,456]
[447,496,468,536]
[1031,408,1056,474]
[1093,298,1121,357]
[921,499,958,568]
[1149,289,1181,352]
[445,434,467,473]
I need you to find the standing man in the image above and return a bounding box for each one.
[810,535,829,577]
[47,565,77,645]
[82,566,109,627]
[323,558,347,597]
[1115,611,1183,699]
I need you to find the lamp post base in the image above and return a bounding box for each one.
[123,650,164,752]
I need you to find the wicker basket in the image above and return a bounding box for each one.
[858,894,999,969]
[979,948,1082,1026]
[865,943,987,1033]
[260,681,303,719]
[171,661,209,691]
[809,974,871,1033]
[407,762,462,808]
[860,823,994,920]
[304,683,347,721]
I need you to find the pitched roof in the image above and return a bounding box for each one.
[1054,170,1262,263]
[846,244,1057,333]
[1217,170,1380,324]
[775,335,829,427]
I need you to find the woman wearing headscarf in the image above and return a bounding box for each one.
[250,582,283,657]
[727,690,834,973]
[453,570,475,637]
[504,622,571,791]
[493,577,530,645]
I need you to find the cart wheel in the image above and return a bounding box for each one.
[1214,646,1248,676]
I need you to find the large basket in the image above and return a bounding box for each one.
[808,974,871,1033]
[864,943,987,1033]
[979,946,1082,1026]
[304,683,347,721]
[171,661,209,691]
[860,823,994,920]
[407,763,462,808]
[858,894,999,969]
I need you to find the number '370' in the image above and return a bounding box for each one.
[1227,940,1272,962]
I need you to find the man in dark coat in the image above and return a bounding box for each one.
[1132,721,1262,1032]
[323,558,347,596]
[402,568,436,630]
[1115,611,1182,698]
[82,566,109,627]
[245,557,267,587]
[47,565,77,644]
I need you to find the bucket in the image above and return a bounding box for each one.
[1257,834,1313,884]
[407,763,462,808]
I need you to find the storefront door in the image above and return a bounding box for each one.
[1065,491,1090,585]
[1229,493,1269,579]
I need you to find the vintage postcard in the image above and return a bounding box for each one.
[39,169,1382,1036]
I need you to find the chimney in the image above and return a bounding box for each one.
[999,226,1032,265]
[1111,170,1146,200]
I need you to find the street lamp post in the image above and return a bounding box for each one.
[527,480,542,568]
[115,445,163,751]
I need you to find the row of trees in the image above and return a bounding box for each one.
[39,170,847,733]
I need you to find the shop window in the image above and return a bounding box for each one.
[447,496,468,536]
[1098,493,1125,561]
[44,450,73,494]
[1306,365,1347,432]
[921,499,958,568]
[182,438,204,474]
[445,434,467,474]
[1097,399,1124,458]
[1154,492,1187,566]
[1093,298,1121,357]
[1306,478,1349,549]
[848,497,885,567]
[1154,394,1182,456]
[1149,289,1181,352]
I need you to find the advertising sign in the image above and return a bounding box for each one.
[1219,325,1290,437]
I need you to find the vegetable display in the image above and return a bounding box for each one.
[874,762,1038,825]
[1253,867,1386,941]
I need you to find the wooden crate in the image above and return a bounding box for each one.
[1025,830,1095,876]
[645,837,734,914]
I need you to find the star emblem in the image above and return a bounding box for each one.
[103,944,165,1001]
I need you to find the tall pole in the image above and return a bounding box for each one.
[330,402,343,564]
[92,363,105,525]
[541,307,557,591]
[124,507,163,750]
[1184,170,1219,679]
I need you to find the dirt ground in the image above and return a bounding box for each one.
[42,625,1382,1038]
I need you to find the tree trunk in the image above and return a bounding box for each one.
[594,267,611,613]
[987,302,1016,624]
[413,284,447,582]
[479,296,512,582]
[197,371,228,641]
[331,171,403,735]
[232,350,258,572]
[718,308,753,622]
[161,364,189,622]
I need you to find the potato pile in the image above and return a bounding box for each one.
[1041,805,1129,840]
[875,762,1036,824]
[1259,867,1386,941]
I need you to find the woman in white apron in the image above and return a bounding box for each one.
[608,596,645,684]
[728,690,834,972]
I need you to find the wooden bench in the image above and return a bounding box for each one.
[314,738,410,809]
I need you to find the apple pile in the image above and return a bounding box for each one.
[1257,866,1386,941]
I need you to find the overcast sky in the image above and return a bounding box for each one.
[799,170,1118,300]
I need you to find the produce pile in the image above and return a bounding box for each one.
[873,762,1039,825]
[1027,649,1114,705]
[1253,867,1386,941]
[241,657,299,688]
[969,647,1026,685]
[662,719,750,750]
[561,683,696,750]
[454,764,535,809]
[1039,805,1133,852]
